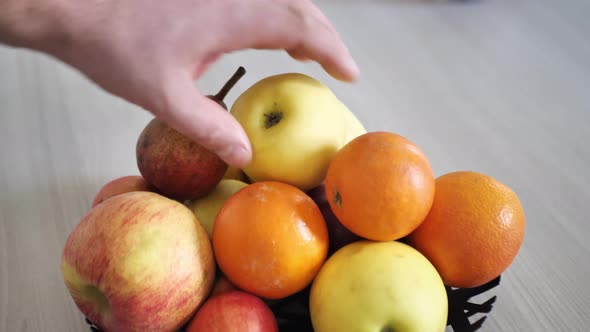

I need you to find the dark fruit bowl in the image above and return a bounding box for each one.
[445,275,502,331]
[86,275,502,332]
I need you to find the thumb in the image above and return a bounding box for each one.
[155,72,252,168]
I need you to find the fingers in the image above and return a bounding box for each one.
[217,0,360,82]
[286,1,360,82]
[193,53,222,78]
[286,49,311,62]
[283,0,360,81]
[155,71,252,168]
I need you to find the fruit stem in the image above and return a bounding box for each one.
[333,191,342,208]
[214,66,247,102]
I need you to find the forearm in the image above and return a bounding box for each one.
[0,0,72,53]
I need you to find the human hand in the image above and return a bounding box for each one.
[45,0,360,168]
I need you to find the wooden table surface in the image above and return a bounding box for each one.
[1,0,589,331]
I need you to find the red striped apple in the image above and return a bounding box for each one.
[61,191,216,332]
[91,175,156,207]
[186,291,278,332]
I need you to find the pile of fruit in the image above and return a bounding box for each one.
[61,67,526,332]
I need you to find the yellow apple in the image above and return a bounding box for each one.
[222,166,250,183]
[186,179,249,237]
[340,102,367,144]
[230,73,348,191]
[310,241,448,332]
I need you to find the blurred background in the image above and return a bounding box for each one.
[1,0,589,331]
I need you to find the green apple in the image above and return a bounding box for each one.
[230,73,348,191]
[309,241,448,332]
[61,191,215,332]
[186,179,249,237]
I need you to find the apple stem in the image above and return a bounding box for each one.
[214,66,247,103]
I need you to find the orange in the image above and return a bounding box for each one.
[324,131,435,241]
[406,171,526,288]
[212,181,329,300]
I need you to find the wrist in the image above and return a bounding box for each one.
[0,0,74,53]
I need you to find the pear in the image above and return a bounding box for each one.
[136,67,247,201]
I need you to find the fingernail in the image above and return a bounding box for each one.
[219,143,252,169]
[344,55,360,81]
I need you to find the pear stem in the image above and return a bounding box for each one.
[214,66,247,102]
